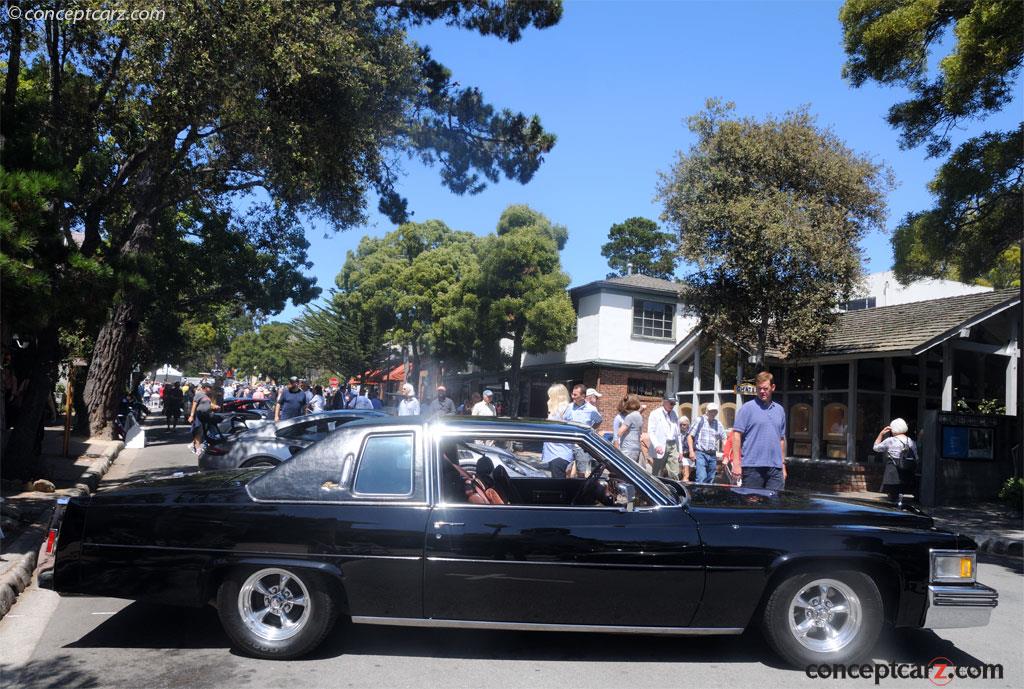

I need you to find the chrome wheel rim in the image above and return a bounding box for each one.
[788,578,862,653]
[238,568,311,641]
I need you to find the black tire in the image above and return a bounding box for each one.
[761,569,883,668]
[216,566,337,660]
[244,457,279,468]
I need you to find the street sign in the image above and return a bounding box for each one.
[735,382,757,395]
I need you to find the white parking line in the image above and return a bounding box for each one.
[90,611,118,615]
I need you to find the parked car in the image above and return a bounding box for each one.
[199,409,387,470]
[218,397,276,421]
[42,417,996,666]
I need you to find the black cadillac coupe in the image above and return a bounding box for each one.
[41,417,996,667]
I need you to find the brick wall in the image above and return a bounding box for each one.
[785,460,886,493]
[590,367,669,434]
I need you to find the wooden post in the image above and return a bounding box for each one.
[63,366,74,457]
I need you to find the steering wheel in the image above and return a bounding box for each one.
[570,462,606,506]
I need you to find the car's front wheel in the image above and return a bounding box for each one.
[761,569,883,668]
[216,566,337,659]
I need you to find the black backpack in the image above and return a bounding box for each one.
[894,438,917,472]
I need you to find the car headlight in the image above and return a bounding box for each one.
[930,549,976,584]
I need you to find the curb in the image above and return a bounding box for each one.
[929,518,1023,559]
[0,441,124,621]
[968,533,1024,559]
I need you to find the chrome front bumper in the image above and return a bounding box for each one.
[924,583,998,629]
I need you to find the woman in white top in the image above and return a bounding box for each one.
[542,384,574,478]
[873,417,918,501]
[309,385,326,413]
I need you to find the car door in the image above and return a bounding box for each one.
[424,434,705,628]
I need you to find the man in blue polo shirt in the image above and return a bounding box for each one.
[732,371,787,490]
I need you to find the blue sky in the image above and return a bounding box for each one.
[279,0,1019,321]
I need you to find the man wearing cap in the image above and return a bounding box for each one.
[428,385,457,417]
[561,384,603,475]
[275,376,308,422]
[647,397,681,478]
[349,386,374,410]
[688,403,729,484]
[586,387,603,408]
[397,383,420,416]
[471,389,497,416]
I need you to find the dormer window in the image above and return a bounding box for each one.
[632,299,675,339]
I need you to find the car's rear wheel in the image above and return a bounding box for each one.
[216,566,337,659]
[761,570,883,668]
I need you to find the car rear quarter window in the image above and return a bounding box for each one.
[353,434,415,496]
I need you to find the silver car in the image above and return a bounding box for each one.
[457,442,547,478]
[199,409,386,470]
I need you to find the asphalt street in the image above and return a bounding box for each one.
[1,424,1021,689]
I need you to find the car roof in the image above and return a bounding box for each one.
[339,415,594,436]
[275,409,388,428]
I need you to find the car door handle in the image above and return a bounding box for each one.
[433,521,464,528]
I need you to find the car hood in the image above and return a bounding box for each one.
[90,468,267,506]
[683,483,935,530]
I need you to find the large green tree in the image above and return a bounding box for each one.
[474,205,575,416]
[840,0,1023,283]
[658,100,893,365]
[600,217,677,279]
[2,0,561,443]
[225,323,296,383]
[333,220,480,387]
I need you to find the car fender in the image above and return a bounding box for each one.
[760,550,904,623]
[203,556,350,613]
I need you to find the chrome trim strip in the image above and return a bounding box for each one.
[426,556,702,570]
[431,502,655,512]
[85,543,422,560]
[351,616,743,636]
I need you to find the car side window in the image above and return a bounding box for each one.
[439,435,655,508]
[277,421,318,442]
[353,433,414,496]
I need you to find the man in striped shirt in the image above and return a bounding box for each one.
[687,403,728,484]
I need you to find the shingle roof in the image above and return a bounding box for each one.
[819,288,1019,357]
[570,273,684,298]
[605,274,683,293]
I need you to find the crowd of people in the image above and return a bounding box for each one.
[130,368,917,498]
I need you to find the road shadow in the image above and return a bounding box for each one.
[60,601,998,670]
[0,654,102,689]
[64,602,228,651]
[979,552,1024,574]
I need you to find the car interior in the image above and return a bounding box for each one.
[439,438,653,508]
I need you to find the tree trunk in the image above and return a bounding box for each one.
[410,338,421,397]
[82,155,166,438]
[72,364,90,434]
[83,300,141,438]
[508,331,524,418]
[3,327,60,481]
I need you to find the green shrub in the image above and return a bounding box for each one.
[998,477,1024,512]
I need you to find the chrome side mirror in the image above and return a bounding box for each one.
[617,483,636,512]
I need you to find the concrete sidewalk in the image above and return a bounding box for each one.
[0,421,125,620]
[837,490,1023,557]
